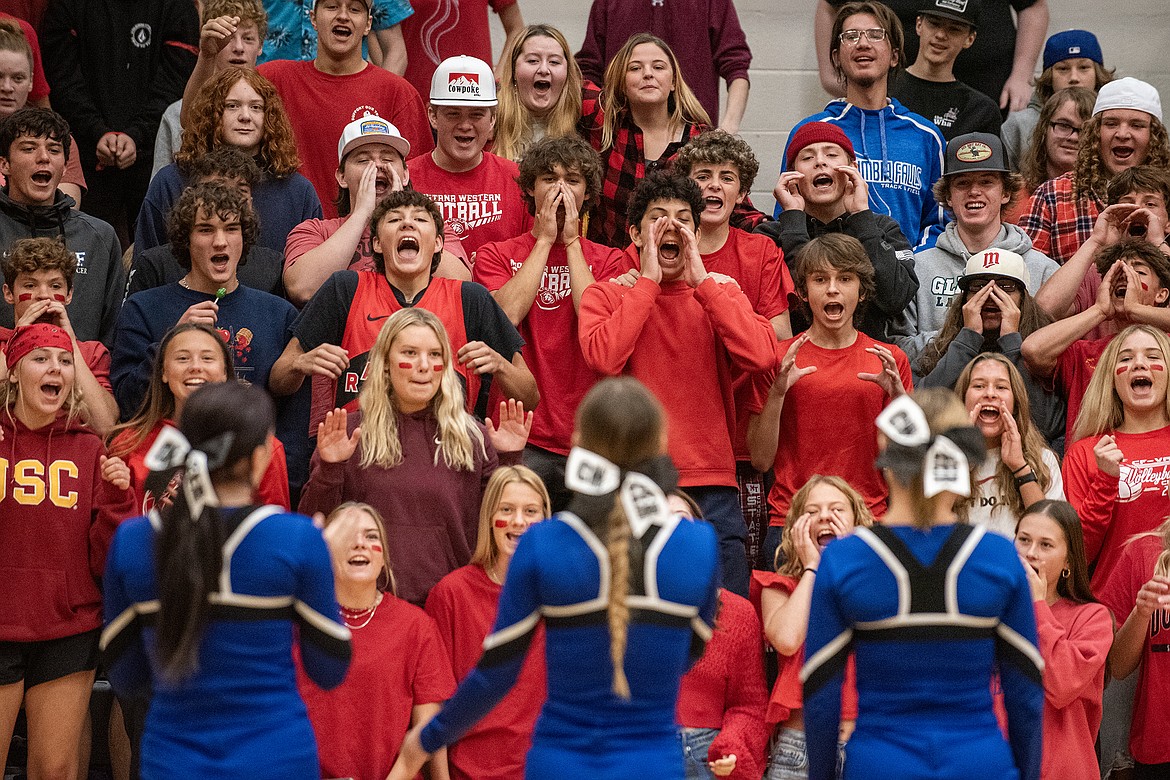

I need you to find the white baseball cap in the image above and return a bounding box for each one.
[1093,77,1163,123]
[429,55,497,107]
[337,114,411,164]
[959,248,1028,290]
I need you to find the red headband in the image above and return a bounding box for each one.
[6,323,73,368]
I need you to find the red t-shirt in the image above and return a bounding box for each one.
[750,571,858,725]
[399,0,516,99]
[1097,535,1170,765]
[473,232,625,454]
[1062,426,1170,590]
[298,594,456,780]
[1034,598,1112,780]
[408,152,531,257]
[701,228,793,458]
[579,274,778,488]
[1055,336,1111,444]
[747,333,911,524]
[111,419,290,515]
[425,564,546,780]
[256,60,433,219]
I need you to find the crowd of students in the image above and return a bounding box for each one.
[0,0,1169,777]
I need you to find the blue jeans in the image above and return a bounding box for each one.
[680,727,720,780]
[688,485,750,597]
[766,727,846,780]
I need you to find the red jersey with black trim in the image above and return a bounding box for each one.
[292,270,524,433]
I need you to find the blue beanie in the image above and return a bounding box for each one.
[1043,30,1103,72]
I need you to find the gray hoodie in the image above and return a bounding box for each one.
[892,221,1059,365]
[1001,92,1043,172]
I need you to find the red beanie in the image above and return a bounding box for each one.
[785,122,856,168]
[6,323,73,368]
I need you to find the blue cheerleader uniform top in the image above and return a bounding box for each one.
[420,509,720,779]
[801,523,1044,780]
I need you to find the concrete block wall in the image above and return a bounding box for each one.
[488,1,1170,213]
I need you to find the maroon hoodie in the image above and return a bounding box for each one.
[0,409,135,642]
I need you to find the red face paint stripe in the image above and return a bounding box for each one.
[17,293,32,301]
[370,544,383,553]
[1116,365,1129,376]
[433,364,443,372]
[1154,365,1165,371]
[397,362,414,369]
[493,519,508,528]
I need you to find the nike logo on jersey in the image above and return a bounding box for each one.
[366,314,390,322]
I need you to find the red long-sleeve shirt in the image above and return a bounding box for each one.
[578,268,778,488]
[1033,598,1112,780]
[676,589,770,780]
[1062,425,1170,590]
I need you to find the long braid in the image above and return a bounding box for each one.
[605,499,632,699]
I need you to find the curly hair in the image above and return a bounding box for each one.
[625,169,703,234]
[189,147,262,188]
[598,33,710,152]
[1073,113,1170,203]
[493,24,583,162]
[516,135,602,217]
[2,236,76,290]
[674,129,760,194]
[167,182,259,270]
[1020,87,1095,193]
[174,67,300,178]
[201,0,268,40]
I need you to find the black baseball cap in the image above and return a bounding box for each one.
[919,0,981,28]
[944,132,1008,176]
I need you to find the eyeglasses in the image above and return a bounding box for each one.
[967,279,1021,294]
[1049,121,1082,139]
[838,28,887,45]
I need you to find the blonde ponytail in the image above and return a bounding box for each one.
[605,499,632,699]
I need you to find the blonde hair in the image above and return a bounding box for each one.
[574,377,666,699]
[954,354,1053,521]
[325,502,397,594]
[357,309,485,471]
[2,349,85,428]
[470,466,551,573]
[1131,515,1170,578]
[1072,324,1170,442]
[494,25,583,162]
[598,33,710,153]
[776,475,874,576]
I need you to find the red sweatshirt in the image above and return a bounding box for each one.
[1062,425,1170,590]
[676,589,770,780]
[425,564,547,780]
[578,269,778,488]
[0,410,134,642]
[1033,598,1112,780]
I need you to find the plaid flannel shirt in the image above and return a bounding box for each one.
[1018,172,1102,265]
[579,82,706,248]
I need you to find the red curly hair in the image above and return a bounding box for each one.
[174,67,300,178]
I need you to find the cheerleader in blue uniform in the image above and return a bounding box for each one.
[802,390,1044,780]
[100,382,352,779]
[389,377,721,780]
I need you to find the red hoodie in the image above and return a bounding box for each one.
[0,410,135,642]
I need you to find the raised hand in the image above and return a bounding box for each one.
[485,399,533,453]
[838,165,869,213]
[295,344,350,379]
[100,455,131,491]
[1093,434,1123,478]
[961,282,994,334]
[772,333,817,398]
[859,344,906,398]
[316,408,361,464]
[773,171,806,212]
[458,341,507,376]
[989,284,1021,335]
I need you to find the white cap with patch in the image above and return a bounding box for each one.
[960,248,1028,290]
[1093,77,1163,122]
[429,55,497,106]
[337,114,411,165]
